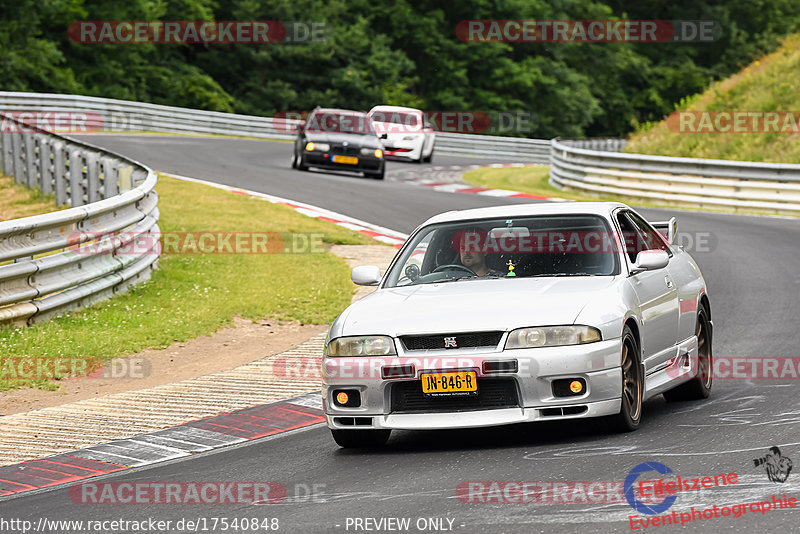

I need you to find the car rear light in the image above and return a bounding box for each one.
[381,364,415,379]
[482,360,518,374]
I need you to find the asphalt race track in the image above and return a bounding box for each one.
[2,135,799,533]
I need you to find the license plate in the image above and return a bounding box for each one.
[421,371,477,396]
[332,155,358,165]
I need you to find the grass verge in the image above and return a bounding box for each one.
[625,34,800,163]
[0,174,64,221]
[0,174,374,391]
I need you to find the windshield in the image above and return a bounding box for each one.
[305,111,375,134]
[370,111,420,126]
[383,214,621,287]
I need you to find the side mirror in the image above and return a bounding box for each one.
[631,250,669,274]
[379,133,388,139]
[351,265,382,286]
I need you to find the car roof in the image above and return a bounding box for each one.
[312,108,368,116]
[421,201,630,226]
[369,105,423,114]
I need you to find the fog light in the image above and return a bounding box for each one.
[552,378,587,397]
[333,389,361,407]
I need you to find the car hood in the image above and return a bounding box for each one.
[334,277,619,337]
[304,132,381,148]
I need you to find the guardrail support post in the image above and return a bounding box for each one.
[86,153,100,203]
[53,141,67,206]
[12,132,24,185]
[101,157,119,197]
[38,135,53,195]
[26,133,38,189]
[0,131,6,175]
[69,149,86,207]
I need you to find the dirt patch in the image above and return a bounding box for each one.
[0,318,326,415]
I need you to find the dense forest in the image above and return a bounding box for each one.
[2,0,799,137]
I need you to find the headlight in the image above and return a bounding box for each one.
[326,336,396,356]
[505,326,601,349]
[360,147,383,158]
[305,142,329,151]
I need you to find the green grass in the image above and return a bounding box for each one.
[626,34,800,163]
[463,165,575,199]
[0,174,65,222]
[0,174,374,391]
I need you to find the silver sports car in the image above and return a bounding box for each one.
[323,202,712,448]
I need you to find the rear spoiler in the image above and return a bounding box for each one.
[650,217,677,244]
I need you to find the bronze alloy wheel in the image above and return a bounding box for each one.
[609,325,643,432]
[621,335,642,421]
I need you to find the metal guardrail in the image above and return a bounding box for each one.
[550,138,800,213]
[0,92,553,163]
[434,132,550,162]
[0,113,160,325]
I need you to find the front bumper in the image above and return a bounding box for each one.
[382,136,424,160]
[304,152,383,172]
[326,399,621,430]
[323,338,623,430]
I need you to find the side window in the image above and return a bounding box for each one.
[626,211,672,256]
[616,212,646,263]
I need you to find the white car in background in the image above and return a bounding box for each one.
[368,105,435,163]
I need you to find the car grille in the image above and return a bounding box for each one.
[400,332,503,351]
[390,378,519,413]
[331,145,360,156]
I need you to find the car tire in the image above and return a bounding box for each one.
[664,306,712,402]
[423,150,433,163]
[331,429,391,448]
[291,152,298,169]
[608,324,643,432]
[297,154,309,171]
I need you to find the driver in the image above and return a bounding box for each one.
[458,231,502,277]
